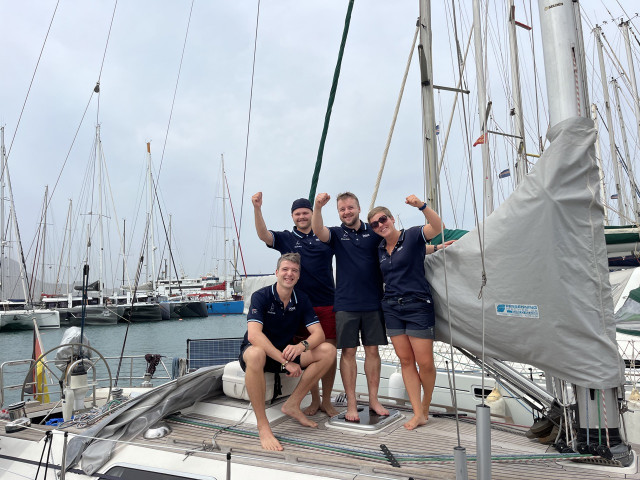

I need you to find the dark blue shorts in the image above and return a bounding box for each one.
[381,295,435,339]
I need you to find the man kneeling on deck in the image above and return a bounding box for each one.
[239,252,336,451]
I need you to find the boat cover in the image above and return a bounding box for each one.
[66,365,223,475]
[241,275,276,313]
[426,117,625,389]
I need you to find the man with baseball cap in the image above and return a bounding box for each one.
[252,192,338,417]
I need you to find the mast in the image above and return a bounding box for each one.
[146,142,156,293]
[418,0,439,214]
[0,127,5,302]
[4,139,31,303]
[538,0,589,126]
[538,0,630,464]
[473,0,494,215]
[591,104,609,225]
[96,125,105,304]
[221,154,228,296]
[612,79,640,223]
[168,214,172,296]
[40,185,48,298]
[595,26,627,223]
[507,0,528,185]
[66,200,72,299]
[620,20,640,221]
[122,219,125,290]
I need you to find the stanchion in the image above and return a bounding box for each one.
[476,404,491,480]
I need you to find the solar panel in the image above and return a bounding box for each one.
[187,337,243,370]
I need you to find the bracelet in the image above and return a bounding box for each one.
[434,244,438,252]
[418,202,428,211]
[281,360,289,368]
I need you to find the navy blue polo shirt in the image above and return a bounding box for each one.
[241,284,319,350]
[269,228,335,307]
[378,226,432,298]
[327,222,383,311]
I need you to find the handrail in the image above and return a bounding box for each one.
[1,355,174,408]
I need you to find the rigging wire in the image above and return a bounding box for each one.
[308,0,355,203]
[47,0,119,208]
[235,0,262,271]
[139,1,195,289]
[369,24,419,210]
[155,0,194,177]
[95,0,119,124]
[3,0,60,164]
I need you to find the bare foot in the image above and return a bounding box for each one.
[258,426,283,451]
[422,403,430,420]
[303,400,320,416]
[404,415,427,430]
[345,404,360,422]
[282,401,318,428]
[320,402,339,417]
[369,400,390,416]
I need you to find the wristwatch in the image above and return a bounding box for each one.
[434,244,438,252]
[301,340,310,352]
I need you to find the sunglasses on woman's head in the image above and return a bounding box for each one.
[370,215,389,229]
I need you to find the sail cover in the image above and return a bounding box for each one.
[426,117,625,389]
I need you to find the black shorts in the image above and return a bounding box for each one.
[335,310,388,349]
[238,343,301,373]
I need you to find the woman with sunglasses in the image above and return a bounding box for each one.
[367,194,444,430]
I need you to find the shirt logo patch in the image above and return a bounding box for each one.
[288,305,296,312]
[267,304,276,314]
[362,233,370,238]
[251,308,257,314]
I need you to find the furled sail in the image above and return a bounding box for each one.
[426,117,625,389]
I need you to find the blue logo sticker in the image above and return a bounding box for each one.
[495,303,539,319]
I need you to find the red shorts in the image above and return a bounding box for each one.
[293,305,337,342]
[314,305,337,340]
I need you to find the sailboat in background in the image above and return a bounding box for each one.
[39,125,120,325]
[204,154,243,315]
[0,127,59,331]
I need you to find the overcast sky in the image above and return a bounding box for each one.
[0,1,637,292]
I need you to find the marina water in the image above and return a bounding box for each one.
[0,314,247,406]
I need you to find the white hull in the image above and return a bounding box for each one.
[1,369,638,480]
[0,309,60,331]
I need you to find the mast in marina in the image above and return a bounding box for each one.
[612,78,640,224]
[507,0,528,185]
[146,142,157,293]
[0,127,5,303]
[472,0,494,215]
[594,26,626,223]
[418,0,439,215]
[221,154,228,297]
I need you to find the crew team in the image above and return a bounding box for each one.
[243,191,450,451]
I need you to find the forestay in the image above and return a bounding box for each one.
[426,117,625,390]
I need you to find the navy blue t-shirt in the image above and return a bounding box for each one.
[269,228,335,307]
[327,223,383,311]
[378,226,432,298]
[241,284,319,350]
